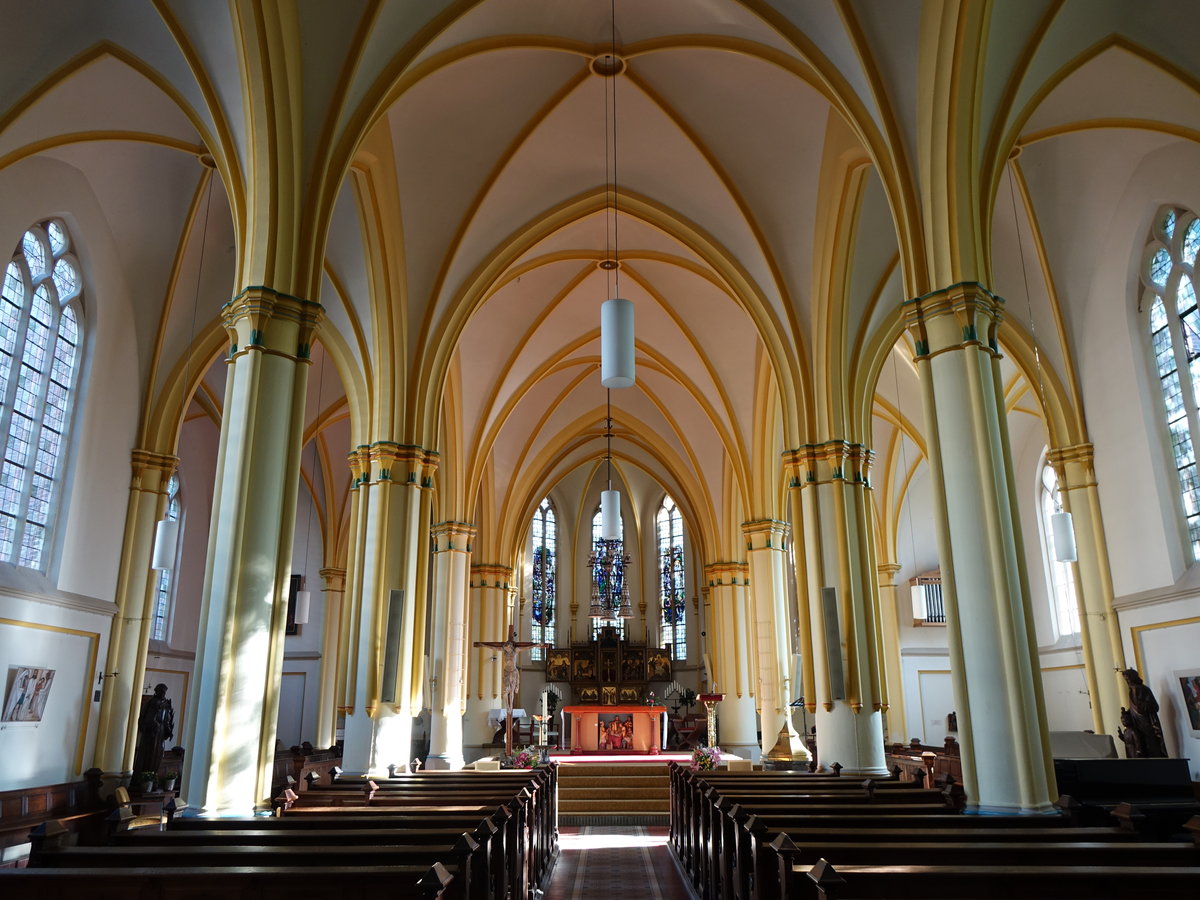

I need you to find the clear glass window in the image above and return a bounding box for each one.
[1143,205,1200,560]
[152,474,181,641]
[0,222,82,571]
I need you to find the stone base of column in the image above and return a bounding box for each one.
[341,707,415,775]
[721,742,761,762]
[967,800,1060,816]
[815,704,888,775]
[423,754,463,770]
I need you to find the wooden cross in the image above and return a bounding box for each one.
[474,629,549,757]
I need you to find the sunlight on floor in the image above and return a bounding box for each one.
[559,831,668,850]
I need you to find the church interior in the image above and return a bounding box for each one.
[2,0,1200,862]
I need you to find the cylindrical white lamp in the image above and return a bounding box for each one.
[600,489,622,540]
[150,518,180,571]
[294,590,311,625]
[910,584,927,620]
[601,297,635,388]
[1051,511,1077,562]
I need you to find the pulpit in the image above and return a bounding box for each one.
[562,705,668,754]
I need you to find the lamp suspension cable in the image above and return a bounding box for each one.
[1007,162,1076,562]
[153,159,214,572]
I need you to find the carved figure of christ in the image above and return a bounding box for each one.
[474,629,549,756]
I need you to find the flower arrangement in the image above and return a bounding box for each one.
[691,745,721,771]
[511,745,540,769]
[646,691,657,706]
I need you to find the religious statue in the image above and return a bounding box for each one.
[131,683,175,778]
[1121,668,1168,757]
[474,629,548,755]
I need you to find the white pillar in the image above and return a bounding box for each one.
[705,565,760,760]
[463,565,512,759]
[906,283,1056,814]
[426,522,475,769]
[743,520,809,762]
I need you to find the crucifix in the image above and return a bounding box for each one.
[475,629,549,757]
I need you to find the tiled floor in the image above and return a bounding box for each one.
[543,825,694,900]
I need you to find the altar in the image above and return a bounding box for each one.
[561,705,668,754]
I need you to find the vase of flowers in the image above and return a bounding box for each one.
[691,745,721,771]
[511,745,540,769]
[645,691,657,707]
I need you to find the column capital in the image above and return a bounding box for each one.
[705,562,750,587]
[783,441,874,487]
[347,446,371,488]
[741,519,790,552]
[876,562,903,584]
[129,449,178,487]
[470,564,513,590]
[223,285,324,362]
[903,281,1004,360]
[318,567,346,592]
[432,521,476,553]
[1046,443,1097,490]
[366,441,438,487]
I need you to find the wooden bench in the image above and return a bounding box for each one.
[794,859,1200,900]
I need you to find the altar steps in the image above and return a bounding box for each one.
[557,763,671,824]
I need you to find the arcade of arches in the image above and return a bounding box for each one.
[1,1,1198,819]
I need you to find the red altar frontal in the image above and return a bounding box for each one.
[561,705,668,754]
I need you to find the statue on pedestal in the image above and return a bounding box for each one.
[132,683,175,778]
[1120,668,1168,758]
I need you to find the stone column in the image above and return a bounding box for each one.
[876,562,909,744]
[1047,444,1125,736]
[464,564,513,757]
[93,450,177,791]
[784,444,887,775]
[426,522,475,769]
[313,567,346,750]
[904,282,1056,814]
[704,563,760,760]
[182,288,322,815]
[340,443,438,776]
[743,520,808,761]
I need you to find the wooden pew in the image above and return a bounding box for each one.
[794,858,1200,900]
[0,862,455,899]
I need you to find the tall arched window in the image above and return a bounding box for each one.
[591,508,626,640]
[0,221,82,571]
[1038,462,1079,637]
[151,474,181,641]
[530,498,555,660]
[1142,205,1200,560]
[657,495,687,660]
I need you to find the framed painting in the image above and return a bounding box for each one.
[619,686,640,704]
[546,649,571,682]
[601,685,618,706]
[621,650,645,682]
[572,650,596,682]
[578,686,599,704]
[2,665,56,723]
[1176,669,1200,735]
[646,648,672,681]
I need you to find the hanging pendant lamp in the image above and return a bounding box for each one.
[601,297,634,388]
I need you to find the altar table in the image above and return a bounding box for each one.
[561,705,668,754]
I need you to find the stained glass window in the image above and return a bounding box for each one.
[657,495,687,660]
[0,222,82,571]
[591,508,626,640]
[1143,206,1200,559]
[530,498,555,659]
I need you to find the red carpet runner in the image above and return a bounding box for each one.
[544,826,693,900]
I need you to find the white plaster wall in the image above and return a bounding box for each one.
[0,594,111,790]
